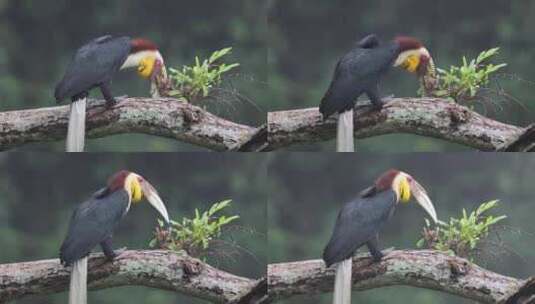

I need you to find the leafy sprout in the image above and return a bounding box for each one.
[168,48,240,103]
[150,200,240,259]
[417,200,507,260]
[425,48,507,104]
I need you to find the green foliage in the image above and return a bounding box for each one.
[430,48,507,103]
[150,200,240,258]
[168,48,240,103]
[417,200,507,260]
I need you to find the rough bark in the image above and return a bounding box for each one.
[0,250,260,303]
[2,97,532,152]
[0,98,261,152]
[500,124,535,152]
[267,250,526,304]
[267,98,530,151]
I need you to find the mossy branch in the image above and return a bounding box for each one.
[0,250,263,303]
[0,98,263,152]
[268,250,528,304]
[1,98,532,152]
[267,98,533,151]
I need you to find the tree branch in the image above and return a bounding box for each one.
[0,250,261,303]
[500,124,535,152]
[267,98,531,151]
[2,97,532,152]
[0,98,261,152]
[267,250,526,304]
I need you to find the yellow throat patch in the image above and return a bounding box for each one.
[401,55,420,73]
[138,56,156,79]
[399,177,411,203]
[125,174,143,203]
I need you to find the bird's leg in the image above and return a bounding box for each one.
[366,235,384,262]
[100,237,117,261]
[365,85,383,111]
[99,83,117,107]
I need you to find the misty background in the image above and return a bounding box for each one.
[268,153,535,303]
[268,0,535,151]
[3,1,535,152]
[0,0,267,151]
[0,153,267,304]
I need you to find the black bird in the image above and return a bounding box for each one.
[55,36,166,152]
[60,170,170,304]
[323,169,438,304]
[319,35,434,152]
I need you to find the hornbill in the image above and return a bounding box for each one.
[323,169,438,304]
[59,170,170,304]
[319,34,435,152]
[55,36,167,152]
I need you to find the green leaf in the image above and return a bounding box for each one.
[416,200,507,259]
[150,199,240,258]
[416,238,425,248]
[431,47,507,103]
[166,47,239,102]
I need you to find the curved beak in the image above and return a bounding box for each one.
[140,179,170,224]
[409,178,438,223]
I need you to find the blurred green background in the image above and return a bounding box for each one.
[0,153,267,303]
[268,0,535,151]
[0,0,267,151]
[268,153,535,303]
[3,0,535,152]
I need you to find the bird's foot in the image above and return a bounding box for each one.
[103,247,128,262]
[371,251,384,263]
[357,104,381,115]
[113,247,128,258]
[372,104,383,111]
[105,98,117,109]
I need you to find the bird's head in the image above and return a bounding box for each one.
[375,169,438,223]
[121,38,166,80]
[108,170,170,223]
[393,36,434,77]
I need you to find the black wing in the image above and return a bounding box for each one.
[323,189,397,266]
[54,36,131,102]
[357,34,380,49]
[59,188,129,265]
[319,44,398,118]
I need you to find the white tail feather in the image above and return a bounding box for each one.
[69,257,88,304]
[66,98,87,152]
[333,258,352,304]
[337,110,354,152]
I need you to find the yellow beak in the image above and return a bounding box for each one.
[140,179,170,224]
[408,178,438,223]
[128,173,170,223]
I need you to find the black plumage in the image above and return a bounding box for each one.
[54,36,131,104]
[59,188,130,266]
[323,188,397,267]
[319,34,401,118]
